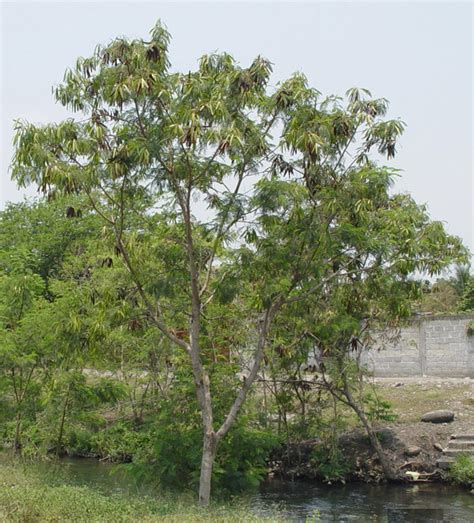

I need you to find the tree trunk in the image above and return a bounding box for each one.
[13,411,22,454]
[343,382,398,481]
[57,385,71,456]
[198,431,218,506]
[355,403,397,480]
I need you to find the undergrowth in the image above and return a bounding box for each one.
[0,463,281,522]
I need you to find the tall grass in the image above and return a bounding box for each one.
[0,463,281,522]
[449,454,474,487]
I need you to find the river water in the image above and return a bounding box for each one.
[14,457,474,521]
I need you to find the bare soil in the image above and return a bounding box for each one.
[272,378,474,483]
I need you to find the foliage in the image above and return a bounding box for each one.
[127,369,279,493]
[416,265,473,314]
[467,320,474,337]
[416,279,461,314]
[364,393,398,422]
[305,400,353,483]
[90,420,150,462]
[450,264,471,297]
[448,454,474,487]
[460,276,474,312]
[310,445,353,483]
[0,463,279,522]
[5,18,469,501]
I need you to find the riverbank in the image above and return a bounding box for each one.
[271,378,474,484]
[1,378,471,521]
[0,462,280,522]
[1,459,473,522]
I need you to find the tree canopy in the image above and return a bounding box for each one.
[8,21,468,504]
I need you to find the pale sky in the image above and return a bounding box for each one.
[1,1,473,256]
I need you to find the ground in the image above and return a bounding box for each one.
[371,377,474,478]
[375,376,474,428]
[272,377,474,483]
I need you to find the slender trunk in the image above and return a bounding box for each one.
[138,380,151,421]
[330,395,339,461]
[293,372,306,428]
[262,368,268,428]
[192,365,215,506]
[13,411,22,454]
[179,183,218,505]
[11,366,35,455]
[343,381,398,481]
[198,431,218,506]
[57,385,71,456]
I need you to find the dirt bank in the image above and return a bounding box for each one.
[270,378,473,483]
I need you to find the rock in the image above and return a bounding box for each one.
[433,442,444,452]
[405,446,421,457]
[420,410,455,424]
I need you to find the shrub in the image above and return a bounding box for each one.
[364,393,398,422]
[124,369,280,494]
[449,454,474,486]
[127,412,279,494]
[310,445,352,483]
[466,320,474,336]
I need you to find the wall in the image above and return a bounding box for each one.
[360,314,474,377]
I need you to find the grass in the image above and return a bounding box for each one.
[449,454,474,487]
[0,463,281,522]
[374,383,472,423]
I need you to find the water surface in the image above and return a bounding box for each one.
[10,457,474,522]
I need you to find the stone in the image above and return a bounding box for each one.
[421,410,455,424]
[405,446,422,457]
[433,443,444,452]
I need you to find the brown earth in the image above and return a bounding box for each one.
[271,378,474,483]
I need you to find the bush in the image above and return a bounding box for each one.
[90,421,150,462]
[124,369,280,494]
[364,393,398,422]
[466,320,474,336]
[310,445,352,483]
[449,454,474,486]
[127,412,279,494]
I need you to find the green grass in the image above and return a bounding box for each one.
[448,454,474,487]
[376,383,472,423]
[0,463,281,522]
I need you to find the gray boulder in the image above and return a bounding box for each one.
[421,410,455,424]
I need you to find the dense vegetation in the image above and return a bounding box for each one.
[415,264,474,314]
[449,455,474,487]
[1,20,469,505]
[0,463,276,522]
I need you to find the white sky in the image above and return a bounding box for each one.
[1,1,473,257]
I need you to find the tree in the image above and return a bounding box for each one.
[265,180,468,480]
[10,21,466,503]
[0,199,103,453]
[451,264,471,297]
[460,276,474,312]
[0,259,46,452]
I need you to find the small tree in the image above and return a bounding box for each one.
[0,199,105,453]
[0,261,45,452]
[11,21,465,503]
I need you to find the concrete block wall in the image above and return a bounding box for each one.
[361,314,474,378]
